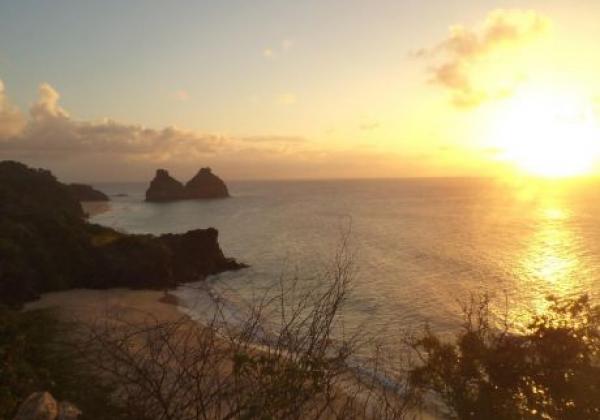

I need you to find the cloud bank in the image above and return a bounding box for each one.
[0,82,223,164]
[0,79,455,181]
[0,79,420,181]
[418,9,551,108]
[0,80,26,137]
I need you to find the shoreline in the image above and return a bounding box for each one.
[25,287,437,419]
[81,201,111,218]
[24,288,187,326]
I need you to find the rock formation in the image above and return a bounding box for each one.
[13,392,81,420]
[0,160,246,307]
[185,167,229,199]
[67,183,109,202]
[145,169,186,202]
[145,167,229,202]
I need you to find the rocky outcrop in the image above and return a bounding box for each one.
[160,228,246,282]
[95,227,247,289]
[67,183,109,202]
[145,167,229,202]
[57,402,82,420]
[13,392,81,420]
[145,169,186,202]
[185,168,229,199]
[0,161,246,307]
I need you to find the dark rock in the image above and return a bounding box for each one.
[159,228,247,282]
[13,392,82,420]
[145,169,186,202]
[67,184,109,202]
[184,167,229,199]
[145,167,229,202]
[57,401,82,420]
[13,392,58,420]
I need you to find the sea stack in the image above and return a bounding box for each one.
[184,167,230,199]
[145,169,186,202]
[145,167,229,202]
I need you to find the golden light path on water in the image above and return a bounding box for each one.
[507,186,586,331]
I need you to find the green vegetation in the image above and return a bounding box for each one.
[407,294,600,419]
[0,306,124,419]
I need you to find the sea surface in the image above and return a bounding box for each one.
[90,177,600,346]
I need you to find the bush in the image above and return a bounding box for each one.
[0,306,124,419]
[407,294,600,419]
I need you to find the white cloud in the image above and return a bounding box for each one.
[31,83,69,120]
[0,79,26,137]
[0,82,220,162]
[418,9,551,108]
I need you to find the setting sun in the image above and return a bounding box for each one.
[488,86,600,177]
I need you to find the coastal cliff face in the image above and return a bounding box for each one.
[145,167,229,202]
[67,183,109,202]
[0,160,245,307]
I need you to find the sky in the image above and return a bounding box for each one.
[1,0,600,182]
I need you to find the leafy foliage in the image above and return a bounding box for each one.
[0,306,124,419]
[407,294,600,419]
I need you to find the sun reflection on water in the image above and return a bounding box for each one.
[511,199,583,329]
[494,191,585,331]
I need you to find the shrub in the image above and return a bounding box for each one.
[407,294,600,419]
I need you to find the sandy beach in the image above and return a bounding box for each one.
[81,201,111,218]
[25,288,186,325]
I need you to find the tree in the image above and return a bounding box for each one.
[407,294,600,419]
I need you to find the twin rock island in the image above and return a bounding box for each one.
[146,167,229,202]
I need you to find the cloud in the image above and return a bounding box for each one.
[31,83,69,120]
[0,80,438,181]
[241,135,307,144]
[0,82,221,162]
[418,9,551,108]
[0,79,26,137]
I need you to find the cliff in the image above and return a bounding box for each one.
[145,167,229,202]
[0,160,245,307]
[67,183,109,202]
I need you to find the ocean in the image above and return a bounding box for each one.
[90,177,600,346]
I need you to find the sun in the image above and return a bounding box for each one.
[488,86,600,178]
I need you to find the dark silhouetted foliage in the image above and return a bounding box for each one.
[407,294,600,419]
[67,183,109,202]
[0,306,125,419]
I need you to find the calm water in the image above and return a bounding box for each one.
[91,177,600,343]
